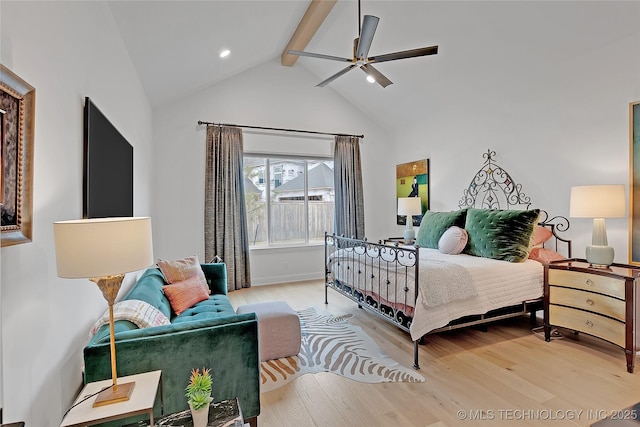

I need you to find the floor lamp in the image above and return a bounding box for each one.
[53,217,153,406]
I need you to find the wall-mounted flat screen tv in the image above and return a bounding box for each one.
[83,97,133,218]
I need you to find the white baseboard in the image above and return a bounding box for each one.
[251,272,323,286]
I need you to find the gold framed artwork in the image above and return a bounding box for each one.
[1,64,35,247]
[629,101,640,265]
[396,159,429,226]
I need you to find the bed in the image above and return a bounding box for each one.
[324,150,571,369]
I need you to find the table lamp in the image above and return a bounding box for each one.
[53,217,153,406]
[397,197,422,243]
[569,185,625,268]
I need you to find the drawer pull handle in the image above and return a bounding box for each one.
[585,320,594,327]
[585,279,594,286]
[586,298,594,305]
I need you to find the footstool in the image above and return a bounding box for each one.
[236,301,301,362]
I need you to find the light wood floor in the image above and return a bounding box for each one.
[228,280,640,427]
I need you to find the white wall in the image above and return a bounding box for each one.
[0,0,637,423]
[388,29,640,263]
[153,59,391,285]
[0,1,153,424]
[154,2,640,284]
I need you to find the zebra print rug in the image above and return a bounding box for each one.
[260,306,425,393]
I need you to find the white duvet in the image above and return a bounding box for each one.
[409,248,543,340]
[327,247,544,341]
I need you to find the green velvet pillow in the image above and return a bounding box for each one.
[416,209,468,249]
[464,208,540,262]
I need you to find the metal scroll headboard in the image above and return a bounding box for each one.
[458,149,531,210]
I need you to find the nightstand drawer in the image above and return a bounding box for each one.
[549,286,625,321]
[548,269,625,299]
[549,305,625,347]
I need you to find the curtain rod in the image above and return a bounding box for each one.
[197,121,364,139]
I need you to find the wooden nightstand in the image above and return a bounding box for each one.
[544,259,639,373]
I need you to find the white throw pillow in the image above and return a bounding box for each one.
[438,226,468,255]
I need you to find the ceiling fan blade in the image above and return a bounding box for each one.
[355,15,379,60]
[368,45,439,64]
[316,64,358,87]
[287,50,352,63]
[361,64,393,88]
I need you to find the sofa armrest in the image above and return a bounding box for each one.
[201,262,227,295]
[84,312,260,421]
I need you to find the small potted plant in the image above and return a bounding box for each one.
[185,367,213,427]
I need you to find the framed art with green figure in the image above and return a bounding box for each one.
[395,159,429,227]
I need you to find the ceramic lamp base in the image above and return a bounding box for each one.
[585,245,614,268]
[403,227,415,243]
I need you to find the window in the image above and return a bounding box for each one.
[243,155,334,247]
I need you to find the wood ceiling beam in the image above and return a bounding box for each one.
[281,0,337,67]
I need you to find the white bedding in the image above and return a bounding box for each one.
[409,248,543,340]
[327,247,544,341]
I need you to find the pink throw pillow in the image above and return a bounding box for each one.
[531,226,553,247]
[163,276,210,315]
[528,247,565,265]
[157,255,209,294]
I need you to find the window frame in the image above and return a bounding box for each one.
[243,153,333,248]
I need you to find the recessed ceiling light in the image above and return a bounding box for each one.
[366,75,375,84]
[220,49,231,58]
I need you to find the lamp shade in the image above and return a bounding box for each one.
[397,197,422,217]
[53,217,153,278]
[569,185,626,218]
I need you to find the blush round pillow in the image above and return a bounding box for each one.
[438,226,468,255]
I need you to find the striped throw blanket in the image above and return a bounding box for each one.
[89,299,170,338]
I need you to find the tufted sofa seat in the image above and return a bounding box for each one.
[83,263,260,426]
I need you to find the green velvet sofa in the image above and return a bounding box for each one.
[83,263,260,426]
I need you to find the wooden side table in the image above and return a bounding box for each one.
[60,370,162,427]
[544,259,639,373]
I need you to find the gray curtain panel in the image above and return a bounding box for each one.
[334,135,365,239]
[204,125,252,290]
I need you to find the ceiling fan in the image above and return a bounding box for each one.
[287,0,438,88]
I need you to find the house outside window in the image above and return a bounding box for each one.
[243,155,334,247]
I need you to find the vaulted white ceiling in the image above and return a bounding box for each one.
[108,1,639,131]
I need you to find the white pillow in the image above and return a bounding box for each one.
[438,226,468,255]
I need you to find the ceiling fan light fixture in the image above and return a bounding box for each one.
[219,49,231,58]
[287,0,438,88]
